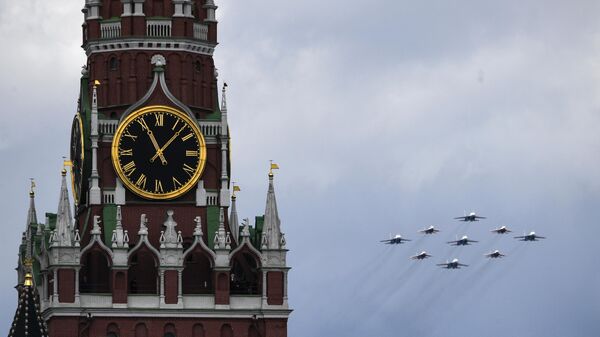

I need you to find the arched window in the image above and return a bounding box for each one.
[220,324,233,337]
[135,323,148,337]
[128,248,158,294]
[182,250,213,294]
[230,252,260,295]
[164,323,177,337]
[107,323,119,337]
[80,248,111,293]
[109,57,118,71]
[192,324,205,337]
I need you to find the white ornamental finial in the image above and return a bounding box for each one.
[193,216,203,237]
[138,214,148,235]
[91,215,102,235]
[241,218,250,238]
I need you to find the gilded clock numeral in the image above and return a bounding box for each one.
[181,133,194,142]
[123,161,136,177]
[123,130,138,141]
[186,150,199,157]
[119,148,133,156]
[172,118,180,131]
[154,113,164,127]
[154,180,164,193]
[182,163,195,177]
[135,174,147,189]
[136,117,150,131]
[172,177,183,189]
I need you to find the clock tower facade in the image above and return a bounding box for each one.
[10,1,291,337]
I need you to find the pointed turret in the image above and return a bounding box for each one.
[53,169,73,247]
[26,179,38,228]
[8,270,49,337]
[263,167,283,250]
[229,184,240,244]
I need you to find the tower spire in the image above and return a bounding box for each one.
[230,183,240,244]
[263,165,282,249]
[89,80,101,205]
[53,167,73,247]
[26,178,38,227]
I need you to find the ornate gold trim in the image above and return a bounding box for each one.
[111,105,207,200]
[70,113,85,205]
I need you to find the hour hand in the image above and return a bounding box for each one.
[147,130,167,165]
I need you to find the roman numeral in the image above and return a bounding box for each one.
[172,118,180,131]
[181,133,194,142]
[123,161,136,177]
[183,163,195,177]
[186,150,199,157]
[136,117,150,131]
[135,174,147,189]
[154,113,164,127]
[123,130,138,141]
[172,177,183,189]
[119,148,133,156]
[154,180,164,193]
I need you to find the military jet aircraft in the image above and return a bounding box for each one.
[410,251,432,260]
[491,226,512,234]
[514,232,546,241]
[454,212,486,222]
[447,235,478,246]
[485,250,506,258]
[419,226,440,235]
[380,234,411,245]
[437,258,468,269]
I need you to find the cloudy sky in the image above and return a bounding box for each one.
[1,0,600,336]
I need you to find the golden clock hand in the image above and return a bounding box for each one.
[147,129,168,165]
[150,126,185,163]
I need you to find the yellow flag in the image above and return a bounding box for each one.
[94,80,101,86]
[233,185,241,192]
[63,160,73,167]
[270,163,280,170]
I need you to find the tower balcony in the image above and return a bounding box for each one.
[193,23,208,40]
[100,21,122,39]
[147,19,172,38]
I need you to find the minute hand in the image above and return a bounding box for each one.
[151,127,186,163]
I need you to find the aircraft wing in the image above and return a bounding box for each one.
[380,239,393,243]
[536,236,546,239]
[454,216,467,220]
[513,236,526,239]
[446,240,458,245]
[475,216,486,219]
[457,263,468,267]
[468,239,479,243]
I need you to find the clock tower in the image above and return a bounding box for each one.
[10,1,291,337]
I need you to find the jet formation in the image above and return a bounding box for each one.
[380,212,546,269]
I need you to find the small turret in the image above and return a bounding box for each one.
[52,169,73,247]
[262,164,283,250]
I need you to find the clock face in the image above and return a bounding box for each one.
[70,113,85,205]
[112,105,206,200]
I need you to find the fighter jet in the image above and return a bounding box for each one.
[491,226,512,234]
[437,258,468,269]
[514,231,546,241]
[411,251,432,260]
[454,212,486,222]
[380,234,411,245]
[447,235,478,246]
[419,226,440,235]
[485,250,506,258]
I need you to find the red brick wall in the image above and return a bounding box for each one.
[164,270,179,304]
[58,269,75,303]
[267,272,284,305]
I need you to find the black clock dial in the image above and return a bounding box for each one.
[112,106,206,200]
[70,114,85,205]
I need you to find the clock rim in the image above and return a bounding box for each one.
[70,113,85,205]
[111,105,207,200]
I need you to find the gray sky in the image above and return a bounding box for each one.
[1,1,600,336]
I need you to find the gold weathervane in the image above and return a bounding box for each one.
[269,160,280,176]
[232,182,241,198]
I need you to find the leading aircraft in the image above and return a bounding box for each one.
[437,258,468,269]
[380,234,411,245]
[484,250,506,258]
[454,212,486,222]
[419,226,440,235]
[410,251,432,260]
[514,231,546,241]
[491,226,512,234]
[447,235,478,246]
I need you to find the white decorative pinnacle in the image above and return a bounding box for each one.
[241,218,250,238]
[193,216,203,237]
[261,232,268,250]
[74,229,81,248]
[262,172,283,250]
[112,206,127,248]
[91,215,102,235]
[138,214,149,235]
[280,232,286,249]
[161,210,179,248]
[214,208,229,250]
[151,54,166,67]
[54,169,74,247]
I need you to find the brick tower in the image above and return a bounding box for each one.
[10,1,291,336]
